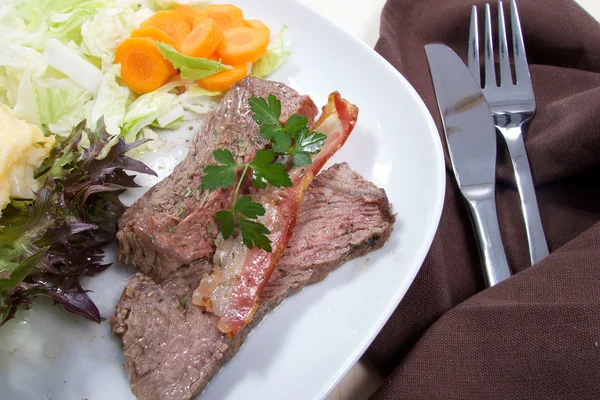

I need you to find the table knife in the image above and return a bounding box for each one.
[425,43,511,287]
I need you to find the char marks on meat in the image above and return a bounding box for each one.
[110,163,395,400]
[117,77,318,283]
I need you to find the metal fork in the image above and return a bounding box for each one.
[468,0,549,265]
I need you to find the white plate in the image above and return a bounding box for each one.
[0,1,445,399]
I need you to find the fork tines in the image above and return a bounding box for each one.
[468,0,531,89]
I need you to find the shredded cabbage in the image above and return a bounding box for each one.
[122,86,182,142]
[35,78,87,124]
[251,25,291,79]
[0,0,183,141]
[0,0,291,150]
[180,83,222,117]
[80,6,153,70]
[43,38,103,94]
[90,69,129,134]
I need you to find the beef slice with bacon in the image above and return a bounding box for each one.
[117,78,318,282]
[110,162,395,400]
[194,92,359,336]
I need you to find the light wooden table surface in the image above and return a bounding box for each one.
[293,0,600,399]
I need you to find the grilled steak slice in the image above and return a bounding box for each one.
[110,163,395,400]
[117,77,318,283]
[195,93,359,336]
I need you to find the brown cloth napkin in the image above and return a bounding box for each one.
[365,0,600,398]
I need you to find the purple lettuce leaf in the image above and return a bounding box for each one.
[0,118,155,326]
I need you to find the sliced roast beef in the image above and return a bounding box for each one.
[194,93,359,337]
[110,163,395,400]
[117,77,318,282]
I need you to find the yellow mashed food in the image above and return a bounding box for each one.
[0,104,55,213]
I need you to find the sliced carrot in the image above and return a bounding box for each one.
[172,5,198,29]
[130,26,176,48]
[140,10,191,47]
[178,18,224,58]
[216,26,269,65]
[197,64,248,92]
[243,19,270,42]
[115,37,176,94]
[193,4,244,31]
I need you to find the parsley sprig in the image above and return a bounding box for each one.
[201,95,326,251]
[250,95,327,166]
[201,148,291,252]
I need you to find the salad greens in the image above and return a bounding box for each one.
[0,0,213,142]
[156,42,232,80]
[0,0,291,146]
[251,25,291,79]
[0,118,155,326]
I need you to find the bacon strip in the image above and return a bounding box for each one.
[192,92,359,336]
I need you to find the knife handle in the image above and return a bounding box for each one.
[466,196,512,286]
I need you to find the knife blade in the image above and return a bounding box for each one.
[425,43,511,286]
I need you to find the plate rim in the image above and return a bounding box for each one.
[281,0,446,397]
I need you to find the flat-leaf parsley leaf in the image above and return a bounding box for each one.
[248,94,281,126]
[235,196,266,219]
[250,149,291,189]
[200,149,238,190]
[201,94,326,251]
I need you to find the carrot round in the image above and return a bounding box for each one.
[216,26,269,65]
[193,4,244,31]
[141,10,191,47]
[115,37,176,94]
[172,5,198,29]
[130,26,176,48]
[243,19,270,42]
[178,18,224,58]
[197,64,248,92]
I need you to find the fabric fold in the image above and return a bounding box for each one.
[366,0,600,397]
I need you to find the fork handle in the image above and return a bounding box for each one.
[498,126,550,265]
[466,195,512,287]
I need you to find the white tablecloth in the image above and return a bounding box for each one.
[294,1,600,398]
